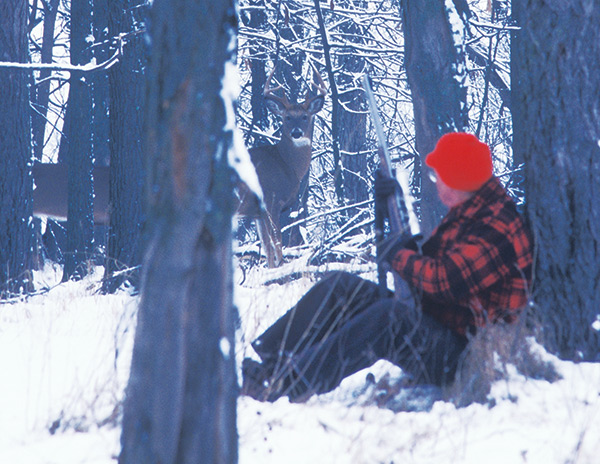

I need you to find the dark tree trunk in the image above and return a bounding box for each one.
[119,0,238,462]
[511,0,600,361]
[400,0,470,235]
[338,0,368,208]
[244,0,270,146]
[277,1,306,100]
[237,0,269,248]
[62,0,95,281]
[92,0,111,167]
[102,0,147,292]
[0,0,35,296]
[32,0,60,162]
[313,0,344,204]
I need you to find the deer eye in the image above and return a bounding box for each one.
[302,115,308,121]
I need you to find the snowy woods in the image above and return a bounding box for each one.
[1,0,599,463]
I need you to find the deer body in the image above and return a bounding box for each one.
[237,67,326,267]
[32,163,110,224]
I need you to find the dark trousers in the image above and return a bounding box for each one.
[252,271,468,396]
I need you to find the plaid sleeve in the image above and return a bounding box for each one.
[391,226,516,304]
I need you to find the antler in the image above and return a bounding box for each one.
[263,67,290,107]
[308,61,327,99]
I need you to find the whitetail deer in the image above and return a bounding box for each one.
[237,66,327,267]
[32,162,110,223]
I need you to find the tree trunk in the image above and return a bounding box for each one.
[103,0,147,292]
[245,0,270,146]
[338,0,368,209]
[0,0,35,296]
[400,0,470,235]
[32,0,60,162]
[119,1,238,462]
[62,0,95,281]
[92,0,111,167]
[511,0,600,361]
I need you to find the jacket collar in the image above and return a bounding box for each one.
[445,176,505,221]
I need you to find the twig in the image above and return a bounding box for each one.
[280,199,373,234]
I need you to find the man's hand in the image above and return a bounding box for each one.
[378,233,421,267]
[374,169,401,215]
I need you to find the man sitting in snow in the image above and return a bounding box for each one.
[241,132,534,403]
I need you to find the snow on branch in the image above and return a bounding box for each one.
[0,34,126,74]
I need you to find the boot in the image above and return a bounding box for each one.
[241,358,287,402]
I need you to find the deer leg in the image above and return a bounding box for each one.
[271,214,284,266]
[256,217,274,268]
[257,210,283,268]
[256,217,275,267]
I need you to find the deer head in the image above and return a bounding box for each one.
[263,64,326,149]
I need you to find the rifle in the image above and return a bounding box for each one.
[362,74,419,298]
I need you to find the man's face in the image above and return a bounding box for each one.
[433,172,473,208]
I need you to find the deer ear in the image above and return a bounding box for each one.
[307,95,324,114]
[265,97,286,116]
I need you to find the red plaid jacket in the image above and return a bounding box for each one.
[391,176,533,336]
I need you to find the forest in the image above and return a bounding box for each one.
[0,1,599,463]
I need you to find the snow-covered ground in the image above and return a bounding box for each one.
[1,263,599,464]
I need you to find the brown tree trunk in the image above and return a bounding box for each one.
[511,0,600,361]
[119,1,239,462]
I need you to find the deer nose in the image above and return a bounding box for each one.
[291,128,303,139]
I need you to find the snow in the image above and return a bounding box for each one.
[222,60,263,204]
[444,0,467,87]
[1,263,599,463]
[394,168,420,236]
[593,315,600,332]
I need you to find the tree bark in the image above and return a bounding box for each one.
[119,1,239,462]
[92,0,111,167]
[103,0,147,292]
[337,0,368,208]
[62,0,95,281]
[511,0,600,361]
[400,0,470,235]
[244,0,270,146]
[0,0,35,296]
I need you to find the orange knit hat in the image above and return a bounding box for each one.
[425,132,493,191]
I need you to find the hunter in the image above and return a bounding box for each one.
[241,132,534,403]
